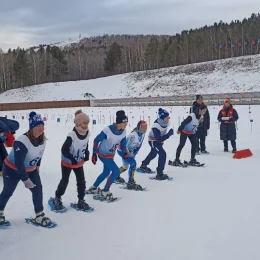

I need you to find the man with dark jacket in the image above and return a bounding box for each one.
[190,95,210,154]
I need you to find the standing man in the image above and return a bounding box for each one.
[190,95,210,154]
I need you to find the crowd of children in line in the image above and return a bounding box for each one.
[0,96,239,228]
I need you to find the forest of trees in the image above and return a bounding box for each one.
[1,13,260,92]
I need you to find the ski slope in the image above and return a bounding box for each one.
[0,104,259,260]
[1,54,260,103]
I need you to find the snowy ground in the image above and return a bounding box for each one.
[1,54,260,103]
[0,105,259,260]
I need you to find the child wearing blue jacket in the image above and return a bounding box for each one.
[116,120,147,190]
[138,108,173,180]
[87,110,128,201]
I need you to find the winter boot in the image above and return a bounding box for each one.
[115,175,125,184]
[172,159,183,166]
[139,165,152,173]
[232,148,237,153]
[100,189,114,201]
[77,199,91,210]
[155,169,170,180]
[126,180,143,191]
[0,211,5,224]
[54,196,65,211]
[35,212,53,227]
[0,171,2,177]
[87,186,99,194]
[201,150,209,154]
[224,147,228,152]
[189,158,201,166]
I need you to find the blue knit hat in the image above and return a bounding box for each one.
[158,108,169,119]
[29,111,44,130]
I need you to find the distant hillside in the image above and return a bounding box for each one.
[0,54,260,103]
[1,13,260,94]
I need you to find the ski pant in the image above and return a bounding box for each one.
[93,156,120,190]
[0,162,43,213]
[176,132,196,160]
[142,141,166,174]
[224,140,236,149]
[117,150,136,182]
[196,132,206,152]
[55,164,86,201]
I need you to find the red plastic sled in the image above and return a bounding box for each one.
[233,149,253,159]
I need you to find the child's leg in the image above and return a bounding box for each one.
[29,169,44,214]
[175,133,188,160]
[154,142,166,173]
[103,159,120,190]
[73,166,86,201]
[188,134,197,160]
[0,164,20,211]
[55,164,72,198]
[141,141,158,166]
[127,157,137,182]
[93,158,111,188]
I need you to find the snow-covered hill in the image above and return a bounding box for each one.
[1,54,260,103]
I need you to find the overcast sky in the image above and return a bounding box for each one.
[0,0,259,51]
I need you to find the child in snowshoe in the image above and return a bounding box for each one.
[87,110,128,201]
[138,108,174,180]
[0,111,54,228]
[115,120,147,190]
[217,98,239,153]
[50,110,91,212]
[172,104,207,166]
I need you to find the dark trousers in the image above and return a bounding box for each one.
[56,164,86,201]
[196,133,206,152]
[176,133,197,160]
[0,163,43,213]
[142,141,166,173]
[224,140,236,149]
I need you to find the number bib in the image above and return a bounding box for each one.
[7,134,46,171]
[62,131,90,163]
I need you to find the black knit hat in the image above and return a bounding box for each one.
[116,110,128,124]
[199,104,207,110]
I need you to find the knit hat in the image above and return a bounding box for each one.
[29,111,44,130]
[74,111,89,126]
[158,108,169,119]
[225,98,231,104]
[196,94,203,100]
[199,104,207,110]
[116,110,128,124]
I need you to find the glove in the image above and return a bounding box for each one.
[84,151,89,162]
[23,178,36,189]
[92,154,97,165]
[71,158,78,165]
[123,153,129,159]
[0,135,6,141]
[167,128,174,137]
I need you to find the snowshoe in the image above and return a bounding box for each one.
[168,159,188,168]
[188,159,205,167]
[122,180,146,191]
[48,197,67,213]
[0,214,11,229]
[114,175,125,184]
[25,213,56,228]
[93,190,121,203]
[200,150,209,154]
[70,200,94,213]
[136,165,155,174]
